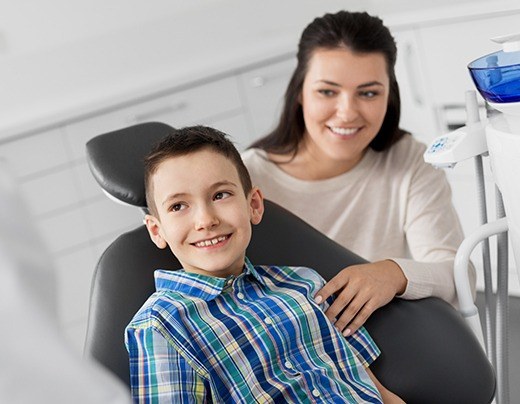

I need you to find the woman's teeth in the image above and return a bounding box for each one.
[330,126,359,136]
[195,235,228,247]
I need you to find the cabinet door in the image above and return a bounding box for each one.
[202,114,251,151]
[393,29,440,144]
[124,76,243,128]
[0,127,69,178]
[238,57,296,142]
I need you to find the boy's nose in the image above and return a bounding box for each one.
[194,206,220,230]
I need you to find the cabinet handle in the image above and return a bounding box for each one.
[251,76,265,88]
[250,68,292,88]
[404,43,424,106]
[130,101,188,123]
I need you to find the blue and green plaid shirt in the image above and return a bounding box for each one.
[125,258,382,403]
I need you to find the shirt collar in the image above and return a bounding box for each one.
[154,257,265,301]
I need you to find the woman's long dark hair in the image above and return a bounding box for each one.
[250,11,407,155]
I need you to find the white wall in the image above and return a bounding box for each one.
[0,0,354,57]
[0,0,219,56]
[0,0,482,58]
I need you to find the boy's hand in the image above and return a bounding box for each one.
[314,260,407,336]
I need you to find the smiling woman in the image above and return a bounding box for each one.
[298,48,389,178]
[243,10,475,337]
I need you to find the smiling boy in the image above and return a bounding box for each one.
[125,125,403,403]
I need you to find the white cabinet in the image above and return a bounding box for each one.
[238,56,296,141]
[19,169,81,217]
[201,114,251,151]
[0,128,69,178]
[393,28,440,143]
[37,208,92,254]
[125,76,243,127]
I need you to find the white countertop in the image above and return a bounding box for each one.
[1,0,519,140]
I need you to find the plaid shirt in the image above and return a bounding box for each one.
[125,258,382,403]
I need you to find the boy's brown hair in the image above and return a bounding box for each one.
[144,125,253,216]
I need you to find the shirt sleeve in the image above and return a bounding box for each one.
[393,142,476,306]
[126,326,208,403]
[344,326,381,368]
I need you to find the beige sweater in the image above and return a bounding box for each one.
[242,135,475,306]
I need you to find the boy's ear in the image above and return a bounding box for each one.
[249,187,264,225]
[144,214,168,249]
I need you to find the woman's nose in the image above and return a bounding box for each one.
[194,205,219,230]
[336,94,359,122]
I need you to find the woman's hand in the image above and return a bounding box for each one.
[315,260,407,336]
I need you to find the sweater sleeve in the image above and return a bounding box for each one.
[392,143,476,306]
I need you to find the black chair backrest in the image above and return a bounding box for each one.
[84,123,495,404]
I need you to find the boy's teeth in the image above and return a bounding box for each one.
[195,235,228,247]
[330,127,358,135]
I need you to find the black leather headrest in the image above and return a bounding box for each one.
[86,122,174,208]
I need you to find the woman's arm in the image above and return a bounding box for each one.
[391,146,476,304]
[316,140,475,334]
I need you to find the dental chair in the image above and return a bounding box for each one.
[84,122,495,404]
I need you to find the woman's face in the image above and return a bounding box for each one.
[300,47,389,170]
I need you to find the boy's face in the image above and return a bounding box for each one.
[145,149,264,278]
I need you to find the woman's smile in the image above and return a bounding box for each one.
[327,125,363,138]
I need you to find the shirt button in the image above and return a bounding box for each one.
[312,389,320,397]
[284,361,293,369]
[264,317,272,325]
[237,292,245,299]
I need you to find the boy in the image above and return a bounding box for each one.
[125,125,403,403]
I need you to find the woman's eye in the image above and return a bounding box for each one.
[318,89,336,97]
[214,191,231,200]
[360,90,378,98]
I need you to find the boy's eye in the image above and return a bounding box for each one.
[171,203,187,212]
[214,191,231,201]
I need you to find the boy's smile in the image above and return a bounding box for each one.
[145,148,263,278]
[192,234,230,248]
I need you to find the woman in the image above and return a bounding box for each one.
[242,11,475,336]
